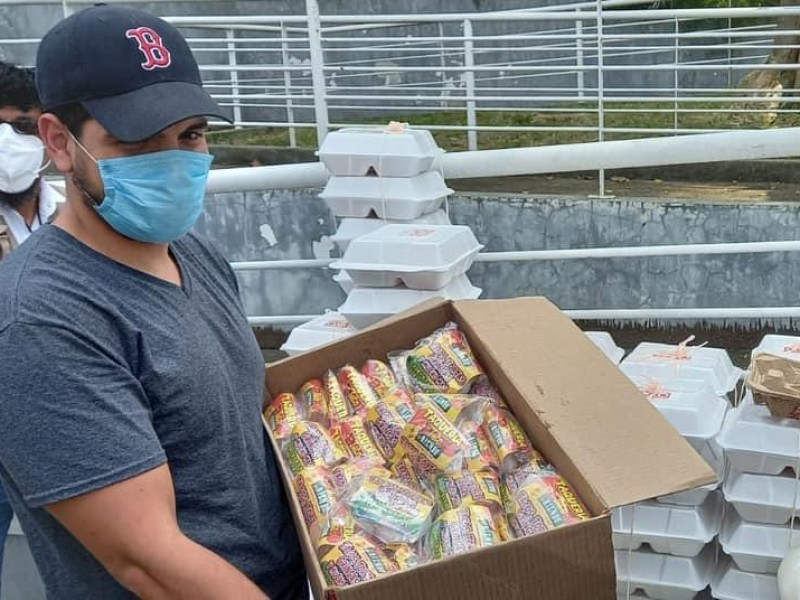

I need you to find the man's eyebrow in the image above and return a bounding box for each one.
[183,118,209,132]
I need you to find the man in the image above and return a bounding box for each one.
[0,62,60,255]
[0,6,305,599]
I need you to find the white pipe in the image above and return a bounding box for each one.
[208,127,800,192]
[206,162,328,194]
[228,241,800,273]
[246,307,800,326]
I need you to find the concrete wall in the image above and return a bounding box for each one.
[195,189,800,327]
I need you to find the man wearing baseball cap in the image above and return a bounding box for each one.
[0,6,305,599]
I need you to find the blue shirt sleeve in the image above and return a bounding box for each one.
[0,321,166,508]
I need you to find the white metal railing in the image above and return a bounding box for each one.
[2,1,798,168]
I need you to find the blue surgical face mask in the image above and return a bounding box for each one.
[70,134,213,244]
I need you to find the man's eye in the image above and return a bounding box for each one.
[184,130,207,141]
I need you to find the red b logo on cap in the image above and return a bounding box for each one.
[126,27,172,71]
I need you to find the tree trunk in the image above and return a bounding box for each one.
[736,0,800,126]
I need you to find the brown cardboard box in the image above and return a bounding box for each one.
[748,353,800,420]
[264,298,715,600]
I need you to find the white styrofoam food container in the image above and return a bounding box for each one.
[719,512,800,574]
[724,469,800,525]
[319,171,452,220]
[620,342,742,396]
[624,375,728,441]
[750,334,800,362]
[338,275,482,329]
[333,270,355,294]
[330,224,483,291]
[585,331,625,365]
[656,482,719,507]
[716,395,800,475]
[330,210,451,253]
[280,312,357,356]
[317,126,443,178]
[711,558,779,600]
[614,545,716,600]
[612,492,723,558]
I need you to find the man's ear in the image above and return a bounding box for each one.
[38,113,74,174]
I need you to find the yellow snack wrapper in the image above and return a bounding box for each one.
[427,505,499,560]
[283,421,346,476]
[389,454,424,492]
[329,459,385,492]
[508,472,590,538]
[324,370,351,424]
[365,388,415,460]
[361,359,397,399]
[264,392,304,438]
[461,421,501,472]
[470,376,507,407]
[292,466,336,529]
[385,542,420,571]
[338,365,379,415]
[414,393,484,424]
[334,416,384,463]
[433,469,503,515]
[482,405,539,473]
[404,323,484,394]
[319,537,398,588]
[300,379,329,426]
[397,402,469,476]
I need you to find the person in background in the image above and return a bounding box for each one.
[0,60,59,593]
[0,62,60,257]
[0,6,305,599]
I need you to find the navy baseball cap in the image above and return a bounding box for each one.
[36,5,231,142]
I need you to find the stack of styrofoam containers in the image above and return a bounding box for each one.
[318,124,483,330]
[712,334,800,600]
[331,224,483,329]
[614,342,740,599]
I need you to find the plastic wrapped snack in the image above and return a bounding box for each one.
[389,454,425,492]
[414,393,487,425]
[482,405,538,473]
[338,365,379,415]
[346,469,434,544]
[427,504,500,560]
[502,461,553,499]
[365,388,415,459]
[333,416,385,463]
[361,359,397,399]
[264,392,305,439]
[282,421,347,476]
[313,504,360,559]
[324,370,351,424]
[396,402,470,478]
[433,470,503,516]
[507,471,590,538]
[300,379,329,426]
[470,376,507,408]
[329,459,386,493]
[494,513,514,542]
[385,542,421,571]
[397,323,485,394]
[460,420,501,473]
[319,536,398,587]
[293,466,337,529]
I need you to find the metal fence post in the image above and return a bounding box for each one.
[305,0,330,147]
[226,28,243,129]
[595,0,606,197]
[576,9,585,99]
[280,22,298,147]
[463,18,478,152]
[673,15,679,135]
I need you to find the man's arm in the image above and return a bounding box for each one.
[46,463,269,600]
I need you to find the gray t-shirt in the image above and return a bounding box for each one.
[0,225,304,598]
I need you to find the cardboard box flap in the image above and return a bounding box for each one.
[454,298,715,509]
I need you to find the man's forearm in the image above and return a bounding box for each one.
[114,532,269,600]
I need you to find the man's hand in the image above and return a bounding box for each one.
[46,464,269,600]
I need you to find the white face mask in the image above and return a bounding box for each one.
[0,123,45,194]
